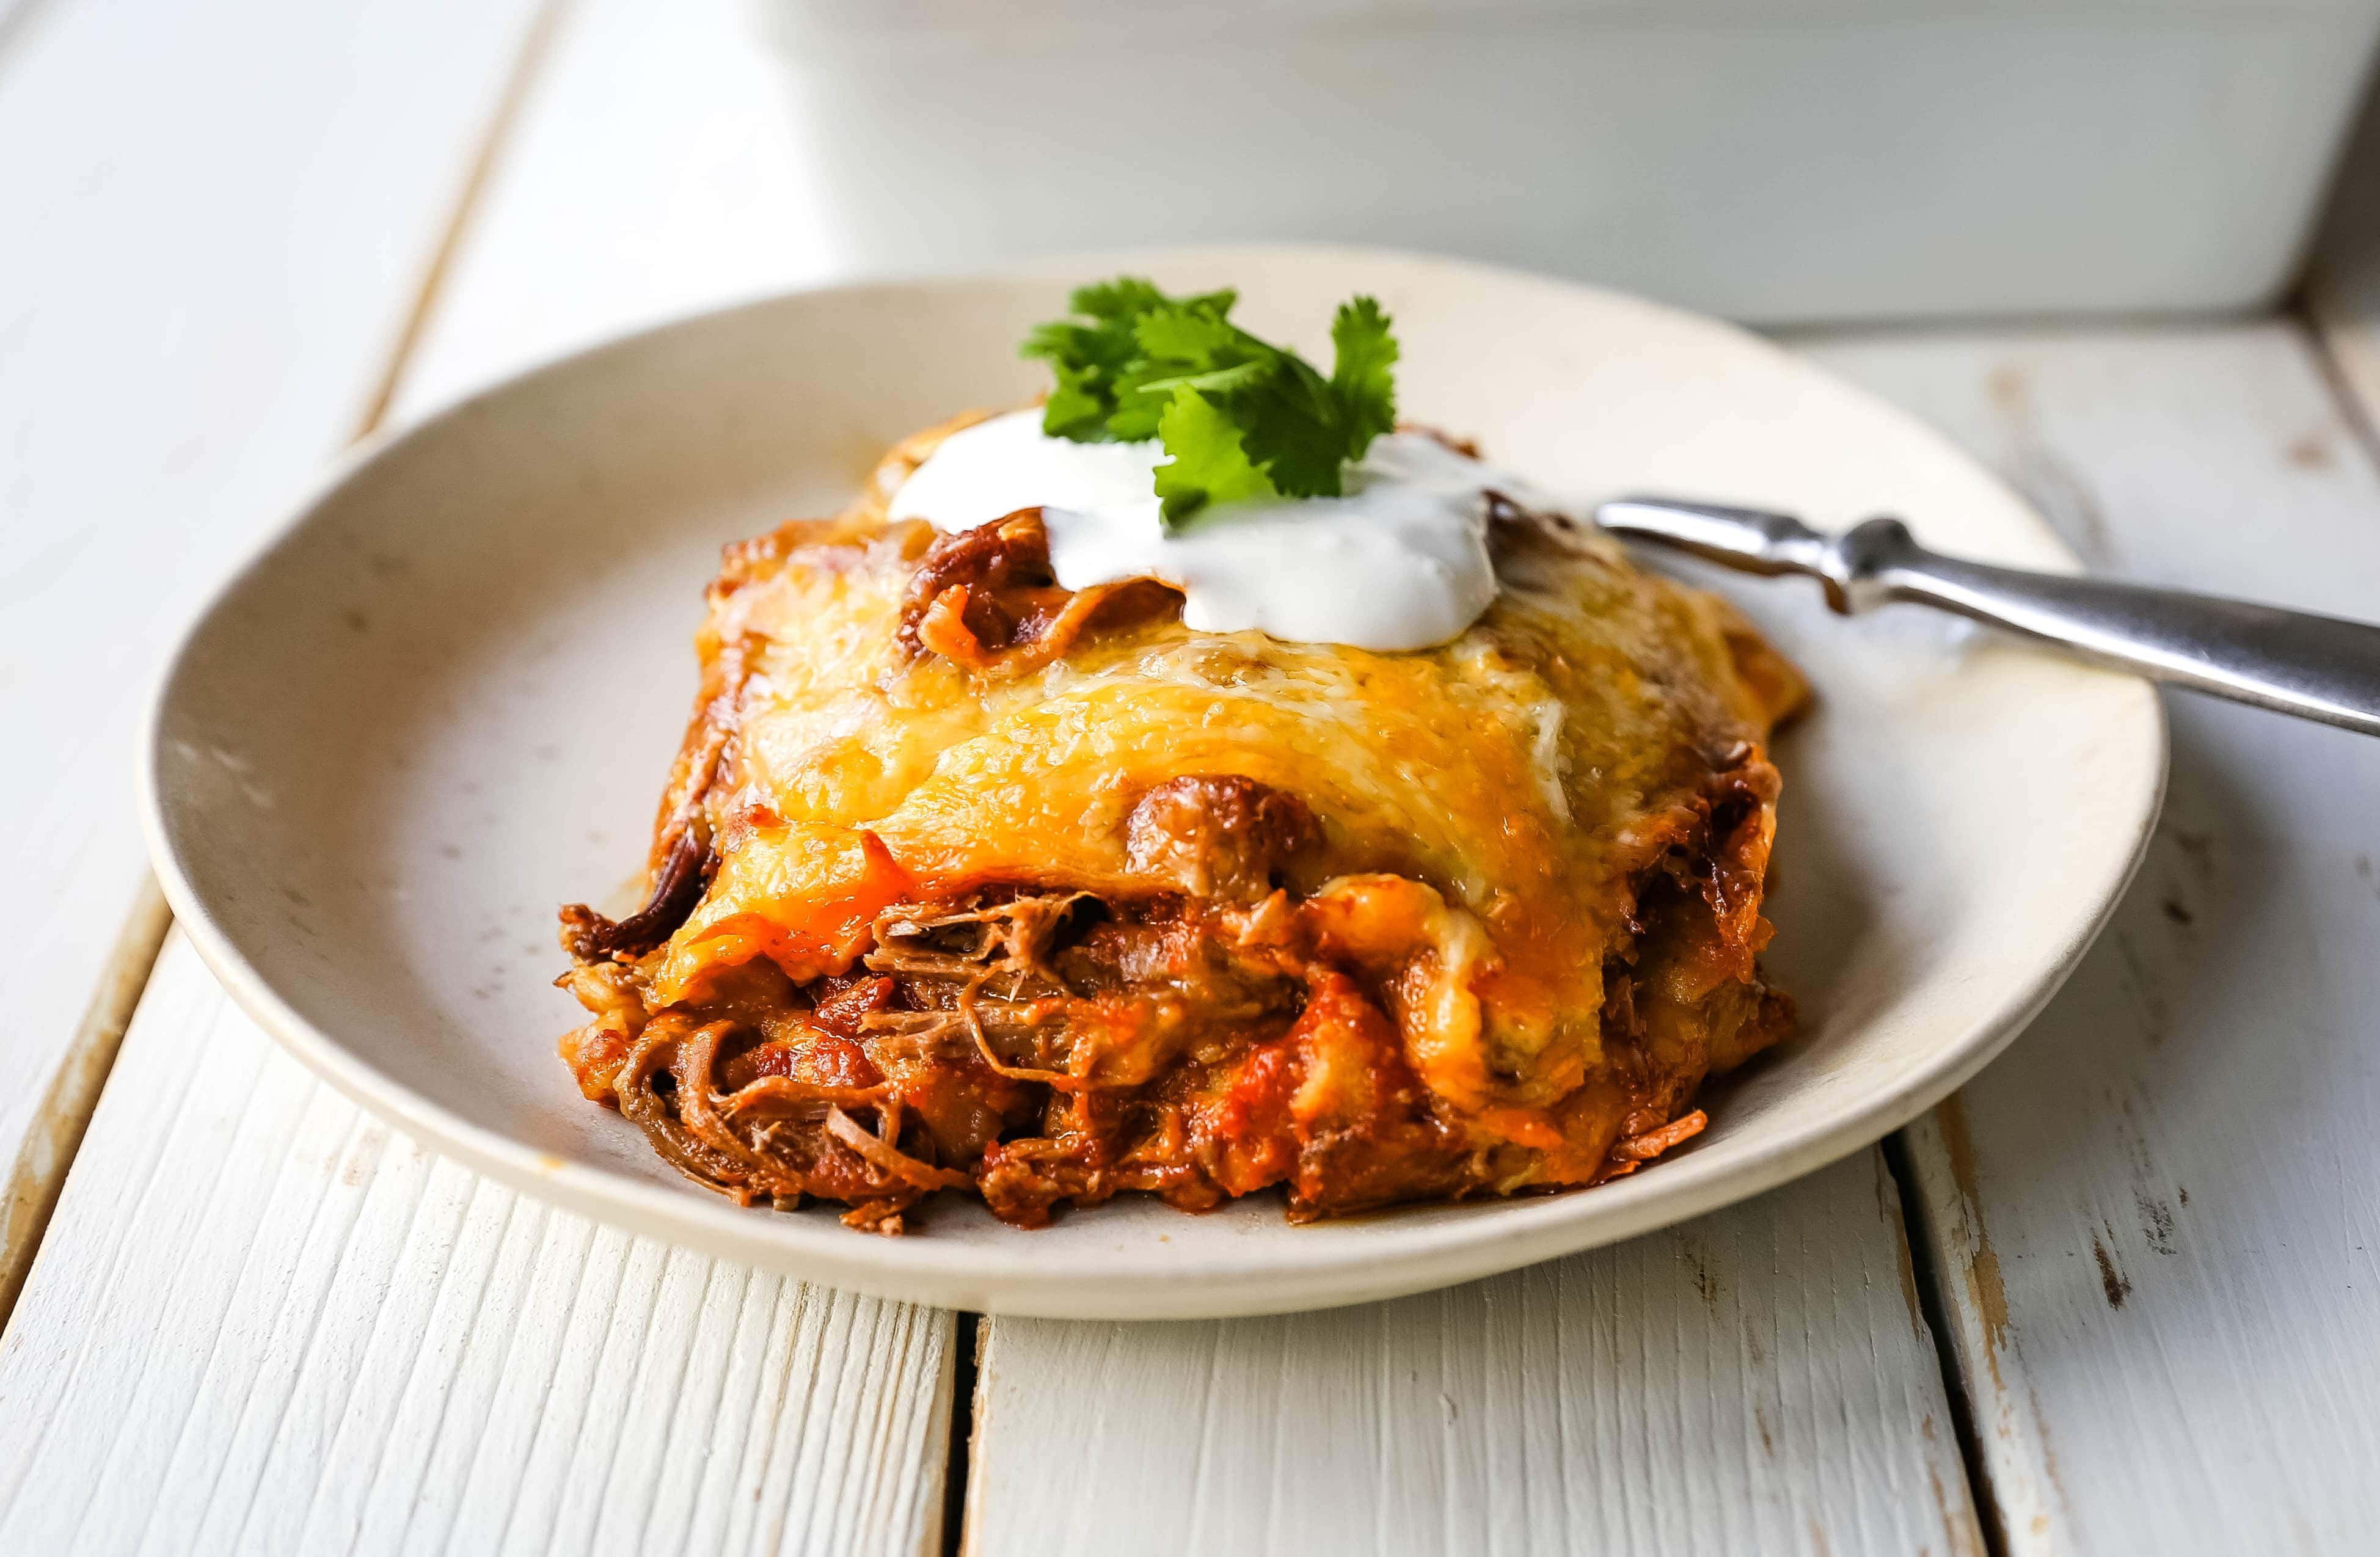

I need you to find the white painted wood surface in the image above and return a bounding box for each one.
[968,1151,1982,1557]
[389,0,845,423]
[13,0,2380,1550]
[0,6,965,1552]
[0,0,546,1309]
[9,4,1997,1550]
[1800,321,2380,1553]
[0,935,957,1557]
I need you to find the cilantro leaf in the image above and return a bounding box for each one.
[1072,275,1173,321]
[1151,384,1276,527]
[1329,296,1398,455]
[1020,278,1402,529]
[1227,352,1349,500]
[1020,279,1232,442]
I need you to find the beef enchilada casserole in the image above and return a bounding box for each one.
[556,280,1807,1233]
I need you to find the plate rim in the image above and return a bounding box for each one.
[139,243,2169,1319]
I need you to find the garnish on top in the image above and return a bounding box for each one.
[1021,277,1400,530]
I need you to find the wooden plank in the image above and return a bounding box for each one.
[0,935,956,1557]
[1797,321,2380,1553]
[968,1151,1980,1557]
[0,877,168,1325]
[0,2,963,1548]
[0,0,546,1316]
[388,0,844,423]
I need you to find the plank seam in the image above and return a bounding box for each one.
[1882,1129,2007,1557]
[0,877,170,1332]
[347,0,575,444]
[2294,288,2380,478]
[0,0,569,1359]
[956,1314,998,1557]
[0,991,272,1524]
[939,1313,979,1557]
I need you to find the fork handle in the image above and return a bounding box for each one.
[1830,518,2380,736]
[1597,499,2380,737]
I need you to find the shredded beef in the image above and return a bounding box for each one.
[560,829,713,960]
[1125,775,1320,903]
[897,509,1178,677]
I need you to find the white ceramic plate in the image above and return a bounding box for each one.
[143,247,2164,1319]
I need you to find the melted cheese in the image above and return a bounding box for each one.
[655,424,1803,1115]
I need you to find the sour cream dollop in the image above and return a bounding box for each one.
[887,409,1523,652]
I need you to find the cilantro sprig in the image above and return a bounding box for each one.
[1021,278,1400,530]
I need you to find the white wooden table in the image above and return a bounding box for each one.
[6,5,2379,1552]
